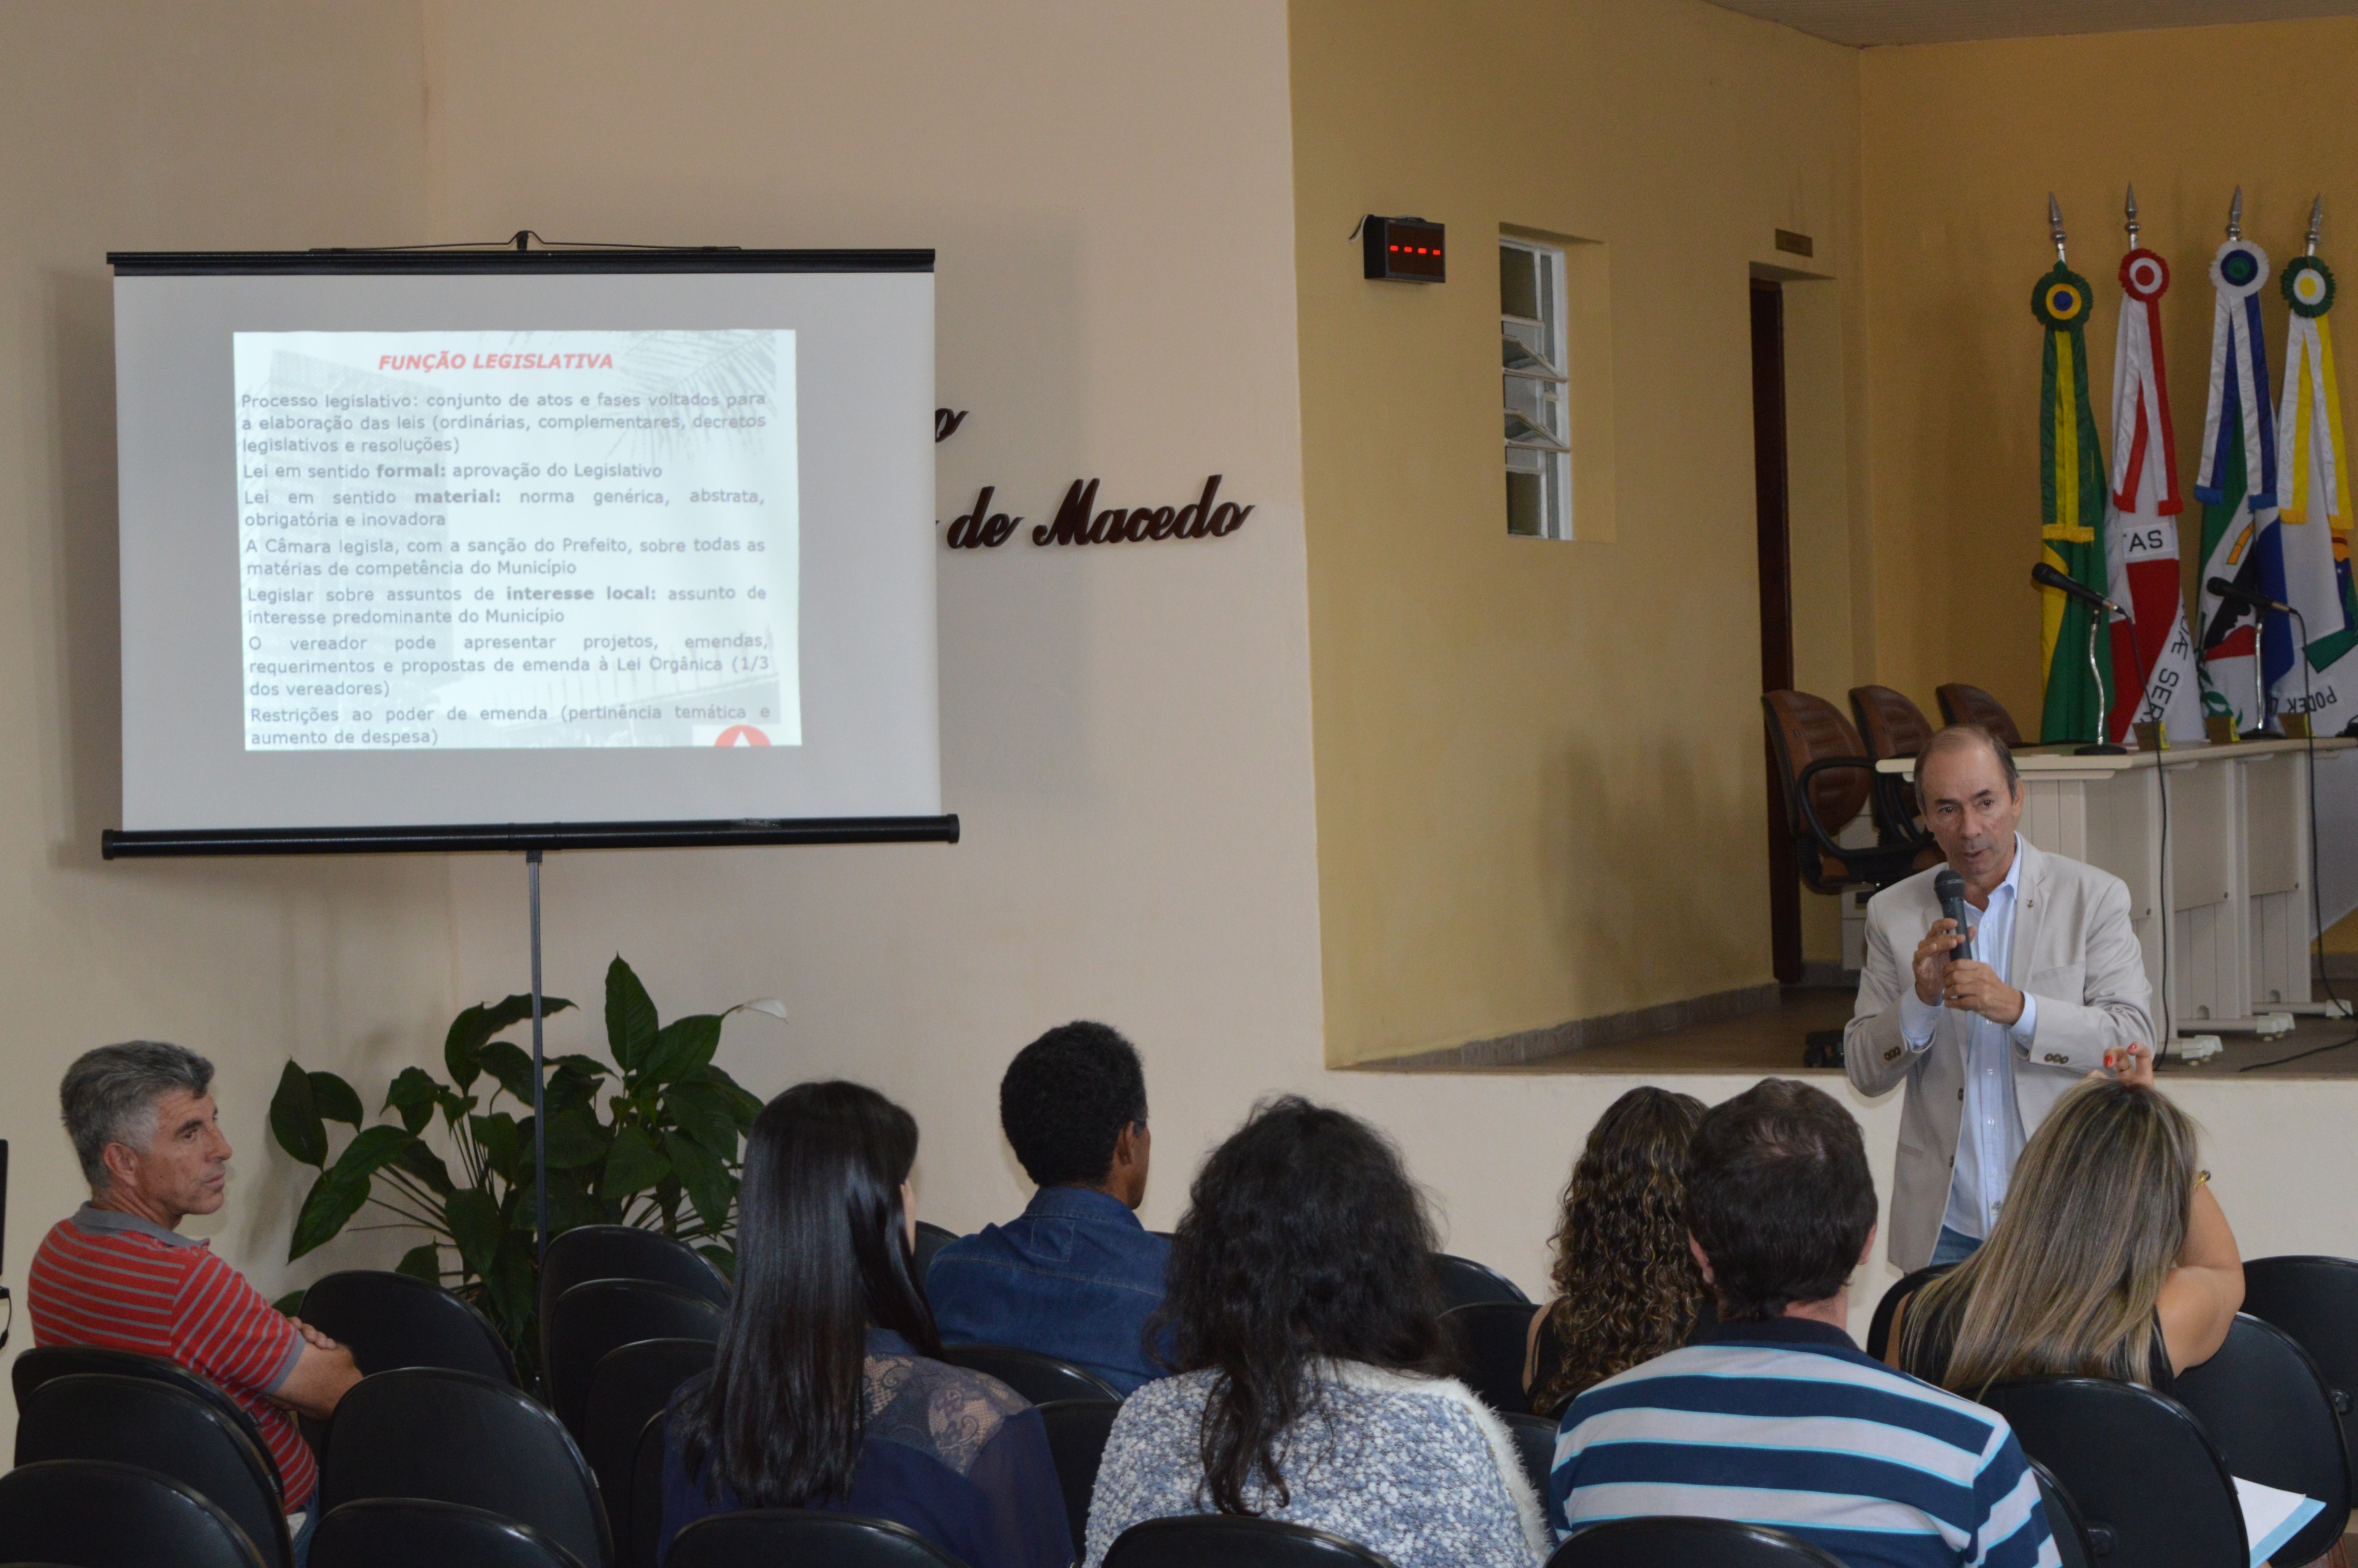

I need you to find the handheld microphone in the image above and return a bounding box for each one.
[1933,869,1974,963]
[2206,576,2295,616]
[2031,560,2120,613]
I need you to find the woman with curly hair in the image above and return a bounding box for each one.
[1524,1086,1709,1418]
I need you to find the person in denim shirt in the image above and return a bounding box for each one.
[927,1022,1170,1394]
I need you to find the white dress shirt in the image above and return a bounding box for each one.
[1897,836,2041,1241]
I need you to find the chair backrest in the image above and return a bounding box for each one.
[581,1338,716,1556]
[1442,1301,1540,1413]
[10,1344,288,1506]
[668,1510,966,1568]
[0,1458,268,1568]
[320,1366,612,1568]
[1502,1412,1557,1504]
[310,1498,586,1568]
[1543,1517,1846,1568]
[1434,1254,1529,1310]
[2172,1312,2352,1564]
[14,1373,291,1568]
[538,1227,727,1372]
[1979,1376,2244,1568]
[547,1279,725,1439]
[2241,1254,2358,1496]
[1934,683,2025,747]
[1849,685,1936,827]
[629,1412,668,1568]
[912,1221,958,1293]
[1035,1398,1120,1555]
[1762,691,1874,893]
[934,1343,1121,1405]
[2027,1459,2097,1568]
[298,1269,517,1384]
[1863,1263,1952,1362]
[1104,1515,1402,1568]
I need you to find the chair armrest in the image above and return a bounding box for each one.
[1791,755,1876,863]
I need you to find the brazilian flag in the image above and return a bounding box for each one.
[2033,263,2112,744]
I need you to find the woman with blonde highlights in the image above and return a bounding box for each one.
[1524,1087,1709,1416]
[1888,1053,2242,1394]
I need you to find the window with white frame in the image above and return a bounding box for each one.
[1501,238,1571,539]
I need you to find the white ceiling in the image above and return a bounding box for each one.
[1707,0,2358,47]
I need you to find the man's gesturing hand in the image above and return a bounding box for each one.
[1942,959,2025,1026]
[1911,917,1968,1005]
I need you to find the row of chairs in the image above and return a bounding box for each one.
[1763,682,2022,898]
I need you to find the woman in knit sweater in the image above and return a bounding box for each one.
[1085,1096,1550,1568]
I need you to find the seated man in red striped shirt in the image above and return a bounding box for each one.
[28,1041,361,1555]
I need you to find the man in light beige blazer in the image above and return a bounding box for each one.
[1844,726,2153,1270]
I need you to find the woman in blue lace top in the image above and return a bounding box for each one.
[661,1081,1072,1568]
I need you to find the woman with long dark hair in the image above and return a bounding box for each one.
[1525,1086,1709,1416]
[1084,1097,1548,1568]
[661,1081,1070,1568]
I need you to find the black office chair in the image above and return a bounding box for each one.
[0,1458,267,1568]
[538,1226,728,1375]
[10,1344,289,1505]
[310,1499,585,1568]
[546,1278,724,1439]
[1434,1254,1528,1310]
[935,1344,1121,1404]
[1104,1516,1400,1568]
[629,1413,669,1568]
[1443,1301,1540,1413]
[2173,1312,2351,1564]
[668,1511,965,1568]
[2242,1254,2358,1496]
[1544,1517,1844,1568]
[2027,1459,2099,1568]
[581,1338,716,1555]
[298,1269,517,1383]
[14,1373,292,1568]
[1979,1376,2244,1568]
[319,1366,612,1568]
[1502,1412,1556,1503]
[1036,1398,1120,1553]
[1864,1264,1952,1361]
[912,1220,959,1293]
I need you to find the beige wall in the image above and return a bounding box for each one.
[1290,0,1869,1061]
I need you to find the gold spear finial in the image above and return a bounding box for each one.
[2049,192,2068,263]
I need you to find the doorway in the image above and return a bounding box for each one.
[1751,278,1801,984]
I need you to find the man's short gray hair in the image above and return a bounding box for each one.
[1911,723,2021,801]
[61,1041,214,1189]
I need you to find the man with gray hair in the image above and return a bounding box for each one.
[27,1041,359,1552]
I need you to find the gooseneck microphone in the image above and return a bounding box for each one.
[2206,576,2295,616]
[2031,559,2120,613]
[1933,868,1974,963]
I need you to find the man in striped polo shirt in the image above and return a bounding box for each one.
[29,1041,361,1557]
[1549,1079,2058,1568]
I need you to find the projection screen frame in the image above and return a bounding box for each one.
[105,245,953,859]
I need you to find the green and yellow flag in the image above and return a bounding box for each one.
[2033,262,2114,743]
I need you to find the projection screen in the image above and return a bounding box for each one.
[104,249,947,855]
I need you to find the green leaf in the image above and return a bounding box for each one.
[666,1130,735,1232]
[694,1242,736,1283]
[478,1234,537,1346]
[384,1067,442,1136]
[289,1125,416,1258]
[639,1014,722,1086]
[478,1039,537,1105]
[391,1139,456,1195]
[606,957,659,1072]
[269,1062,328,1168]
[443,993,574,1090]
[534,1106,610,1170]
[308,1071,364,1129]
[395,1243,442,1282]
[445,1186,505,1278]
[553,1053,612,1082]
[471,1112,523,1185]
[664,1080,741,1162]
[697,1066,765,1131]
[273,1288,307,1316]
[545,1061,603,1117]
[601,1125,671,1198]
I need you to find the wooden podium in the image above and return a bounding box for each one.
[1877,738,2354,1041]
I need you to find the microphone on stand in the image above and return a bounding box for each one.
[1933,868,1974,964]
[2030,563,2130,754]
[2206,577,2293,738]
[2033,559,2121,613]
[2206,576,2294,616]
